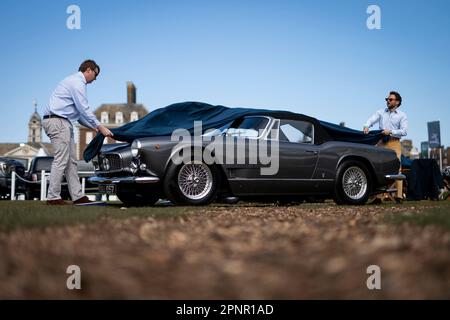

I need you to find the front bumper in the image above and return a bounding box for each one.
[88,176,160,185]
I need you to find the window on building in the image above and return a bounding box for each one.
[101,112,109,124]
[86,131,94,144]
[130,111,139,122]
[115,111,123,124]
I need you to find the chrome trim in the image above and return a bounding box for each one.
[228,178,334,181]
[385,174,406,180]
[89,176,160,184]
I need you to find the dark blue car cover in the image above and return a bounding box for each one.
[83,101,383,162]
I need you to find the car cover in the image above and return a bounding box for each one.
[83,101,383,161]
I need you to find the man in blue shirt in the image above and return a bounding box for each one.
[363,91,408,204]
[43,60,113,205]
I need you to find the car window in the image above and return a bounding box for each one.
[279,120,314,144]
[226,117,269,138]
[35,158,54,172]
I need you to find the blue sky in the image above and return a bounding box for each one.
[0,0,449,148]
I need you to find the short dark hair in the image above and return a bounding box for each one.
[389,91,402,107]
[79,60,100,74]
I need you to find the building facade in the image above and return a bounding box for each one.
[0,102,53,169]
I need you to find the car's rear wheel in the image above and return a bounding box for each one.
[116,185,160,207]
[164,160,220,205]
[333,160,371,205]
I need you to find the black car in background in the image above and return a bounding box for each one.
[25,156,98,200]
[0,157,26,199]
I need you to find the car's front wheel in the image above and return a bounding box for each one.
[164,160,220,205]
[333,160,371,205]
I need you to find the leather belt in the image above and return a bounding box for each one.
[43,114,68,120]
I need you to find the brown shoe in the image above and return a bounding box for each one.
[46,199,70,205]
[73,196,106,206]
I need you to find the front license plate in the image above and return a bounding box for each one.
[99,184,116,195]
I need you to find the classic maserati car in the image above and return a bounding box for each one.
[88,110,405,206]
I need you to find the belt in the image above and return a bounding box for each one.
[43,114,68,120]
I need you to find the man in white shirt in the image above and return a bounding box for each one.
[43,60,113,205]
[363,91,408,204]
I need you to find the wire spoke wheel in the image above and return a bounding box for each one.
[177,161,213,201]
[342,166,368,200]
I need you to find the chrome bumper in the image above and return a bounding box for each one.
[385,174,406,180]
[89,176,160,184]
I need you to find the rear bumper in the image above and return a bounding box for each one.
[88,176,160,185]
[384,174,406,180]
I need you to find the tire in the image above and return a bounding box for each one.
[116,185,160,207]
[164,160,220,205]
[333,160,371,205]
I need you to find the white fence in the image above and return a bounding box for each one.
[10,170,86,201]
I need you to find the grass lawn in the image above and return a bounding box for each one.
[387,200,450,231]
[0,201,191,232]
[0,199,449,233]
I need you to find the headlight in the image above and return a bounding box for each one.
[93,159,100,171]
[131,140,142,158]
[102,157,110,171]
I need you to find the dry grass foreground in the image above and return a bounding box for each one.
[0,200,449,299]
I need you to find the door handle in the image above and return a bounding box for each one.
[306,150,318,155]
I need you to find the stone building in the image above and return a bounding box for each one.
[0,101,53,168]
[76,82,148,159]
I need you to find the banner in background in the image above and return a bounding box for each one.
[427,121,441,148]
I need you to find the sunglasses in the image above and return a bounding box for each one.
[90,68,99,78]
[385,98,396,102]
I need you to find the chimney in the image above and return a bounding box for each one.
[127,82,136,105]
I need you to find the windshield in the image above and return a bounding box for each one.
[225,117,269,138]
[34,158,54,172]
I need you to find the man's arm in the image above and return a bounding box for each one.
[391,113,408,137]
[363,110,382,134]
[70,84,113,137]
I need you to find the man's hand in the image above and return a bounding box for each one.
[382,129,391,136]
[97,125,114,138]
[363,127,369,134]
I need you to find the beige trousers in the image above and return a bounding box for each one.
[42,118,83,201]
[378,139,403,199]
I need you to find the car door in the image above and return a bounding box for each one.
[222,116,277,195]
[271,119,320,194]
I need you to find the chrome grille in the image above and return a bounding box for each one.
[105,154,122,171]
